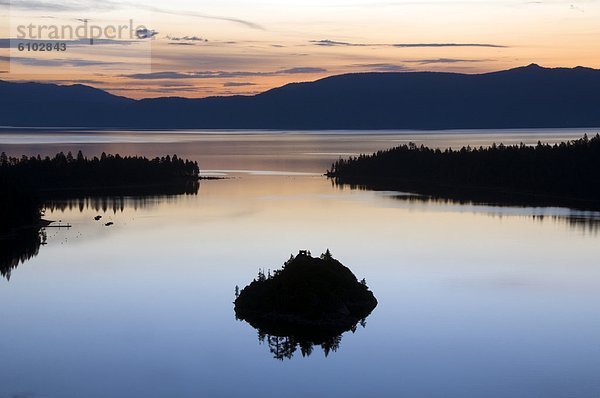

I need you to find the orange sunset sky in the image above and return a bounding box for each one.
[1,0,599,98]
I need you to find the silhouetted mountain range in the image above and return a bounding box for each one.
[3,64,600,129]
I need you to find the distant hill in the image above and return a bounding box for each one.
[3,64,600,129]
[0,80,133,128]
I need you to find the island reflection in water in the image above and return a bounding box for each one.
[242,314,370,361]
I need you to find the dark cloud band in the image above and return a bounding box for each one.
[123,67,327,80]
[311,40,506,48]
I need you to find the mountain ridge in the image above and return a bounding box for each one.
[2,64,600,129]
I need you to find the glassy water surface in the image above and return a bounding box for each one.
[1,129,599,398]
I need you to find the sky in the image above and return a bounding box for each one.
[1,0,599,98]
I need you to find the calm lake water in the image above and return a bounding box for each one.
[1,129,600,398]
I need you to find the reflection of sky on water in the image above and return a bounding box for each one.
[1,131,599,398]
[202,169,322,176]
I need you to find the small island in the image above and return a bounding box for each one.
[234,250,377,359]
[327,134,600,209]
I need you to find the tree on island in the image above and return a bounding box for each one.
[321,248,333,260]
[234,250,377,360]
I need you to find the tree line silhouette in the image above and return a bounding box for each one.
[0,151,200,232]
[327,134,600,208]
[1,151,199,189]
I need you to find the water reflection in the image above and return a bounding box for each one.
[2,183,200,280]
[46,195,185,214]
[333,184,600,235]
[532,214,600,235]
[2,132,599,397]
[44,179,200,214]
[241,314,370,361]
[0,228,47,281]
[394,195,600,233]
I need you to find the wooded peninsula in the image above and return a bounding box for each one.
[0,151,200,233]
[327,134,600,209]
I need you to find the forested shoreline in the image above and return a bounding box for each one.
[327,135,600,209]
[0,151,201,233]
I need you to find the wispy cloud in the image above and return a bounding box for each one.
[123,67,327,80]
[0,0,115,11]
[393,43,506,48]
[2,0,264,30]
[223,82,257,87]
[33,78,107,85]
[406,58,491,64]
[138,4,264,30]
[4,55,123,67]
[278,67,326,74]
[352,63,412,72]
[107,86,203,93]
[167,36,208,42]
[311,39,507,48]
